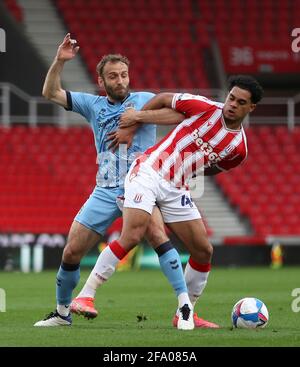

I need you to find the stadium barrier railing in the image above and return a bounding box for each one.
[1,83,300,128]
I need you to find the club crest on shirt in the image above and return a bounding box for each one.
[219,145,235,159]
[133,193,143,203]
[225,145,235,154]
[124,102,135,110]
[99,108,107,119]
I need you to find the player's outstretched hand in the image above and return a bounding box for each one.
[119,108,139,128]
[56,33,79,62]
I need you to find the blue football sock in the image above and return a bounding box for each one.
[155,241,187,296]
[56,262,80,306]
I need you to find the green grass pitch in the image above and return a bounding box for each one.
[0,267,299,347]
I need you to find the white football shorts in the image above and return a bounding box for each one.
[123,160,201,223]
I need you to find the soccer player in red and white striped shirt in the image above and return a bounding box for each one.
[86,76,263,329]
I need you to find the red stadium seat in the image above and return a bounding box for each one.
[0,125,214,237]
[0,126,96,234]
[216,126,300,237]
[197,0,294,50]
[53,0,211,89]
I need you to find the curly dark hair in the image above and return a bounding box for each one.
[227,75,264,104]
[96,54,130,78]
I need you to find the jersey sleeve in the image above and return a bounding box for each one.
[65,91,95,121]
[171,93,215,118]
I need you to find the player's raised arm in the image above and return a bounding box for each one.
[119,93,184,128]
[42,33,79,108]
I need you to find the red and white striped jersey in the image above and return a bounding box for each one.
[144,93,248,187]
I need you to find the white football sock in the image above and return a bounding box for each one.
[77,246,120,299]
[57,304,70,317]
[175,292,193,316]
[184,262,210,308]
[178,292,193,309]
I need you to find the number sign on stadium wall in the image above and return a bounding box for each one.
[220,43,300,73]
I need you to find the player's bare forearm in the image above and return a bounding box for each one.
[42,59,67,106]
[42,34,79,107]
[142,93,174,111]
[119,108,184,128]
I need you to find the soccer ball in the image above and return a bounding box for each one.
[231,297,269,329]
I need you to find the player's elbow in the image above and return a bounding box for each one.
[42,87,53,100]
[156,93,173,108]
[42,86,61,102]
[143,93,173,111]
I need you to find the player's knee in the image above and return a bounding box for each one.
[130,232,144,245]
[120,231,143,247]
[62,244,82,264]
[145,227,168,248]
[200,243,213,262]
[204,243,213,260]
[192,241,213,263]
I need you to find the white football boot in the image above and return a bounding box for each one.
[34,310,72,327]
[177,304,194,330]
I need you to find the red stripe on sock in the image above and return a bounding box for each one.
[109,240,128,260]
[189,258,211,272]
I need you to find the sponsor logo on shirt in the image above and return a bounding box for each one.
[192,128,222,164]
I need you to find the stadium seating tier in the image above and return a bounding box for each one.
[1,126,299,236]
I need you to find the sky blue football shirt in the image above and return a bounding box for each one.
[67,91,156,187]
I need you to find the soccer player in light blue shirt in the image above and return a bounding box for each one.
[68,90,156,189]
[34,34,191,327]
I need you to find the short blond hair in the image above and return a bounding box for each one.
[96,54,130,77]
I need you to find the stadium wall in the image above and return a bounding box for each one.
[0,234,300,271]
[0,2,52,117]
